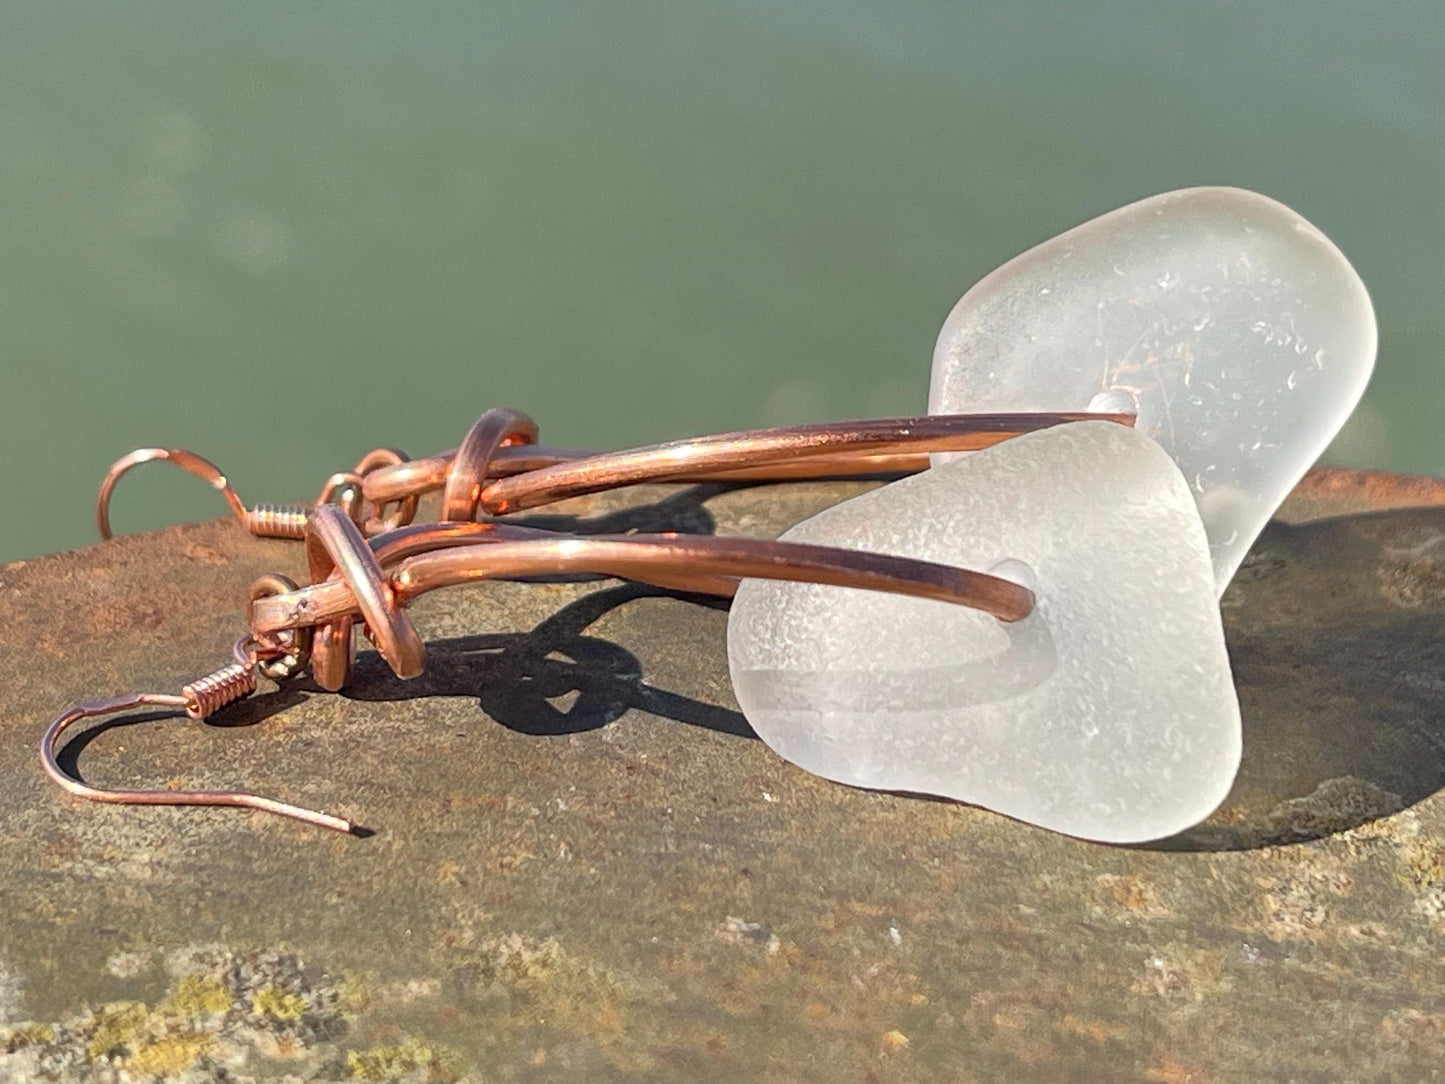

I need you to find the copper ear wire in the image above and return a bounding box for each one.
[40,635,356,834]
[95,446,418,542]
[96,448,267,540]
[96,409,1134,542]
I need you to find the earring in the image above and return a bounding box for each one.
[94,409,1129,541]
[727,421,1240,844]
[43,504,1037,832]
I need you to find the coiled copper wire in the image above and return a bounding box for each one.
[180,662,257,720]
[245,503,311,539]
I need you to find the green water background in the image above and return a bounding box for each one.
[1,2,1440,562]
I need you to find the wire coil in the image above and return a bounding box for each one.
[181,663,257,720]
[246,503,310,539]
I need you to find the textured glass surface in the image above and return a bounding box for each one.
[727,422,1240,843]
[929,187,1377,591]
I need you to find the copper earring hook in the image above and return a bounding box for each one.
[97,448,248,540]
[40,636,355,833]
[96,447,316,541]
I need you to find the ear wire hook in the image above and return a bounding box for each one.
[96,447,318,541]
[40,634,356,833]
[98,448,250,540]
[96,446,419,542]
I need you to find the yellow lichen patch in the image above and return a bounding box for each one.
[464,933,654,1073]
[2,1022,55,1052]
[347,1037,447,1081]
[252,986,308,1021]
[1397,837,1445,892]
[130,1034,215,1076]
[85,1001,151,1060]
[165,973,233,1016]
[339,975,372,1017]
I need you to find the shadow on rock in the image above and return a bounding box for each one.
[338,582,752,740]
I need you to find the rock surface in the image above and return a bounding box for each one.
[1,470,1444,1082]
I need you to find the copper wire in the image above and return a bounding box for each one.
[97,410,1133,540]
[252,531,1035,648]
[40,654,354,834]
[358,410,1133,515]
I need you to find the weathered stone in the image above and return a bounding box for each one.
[1,471,1443,1081]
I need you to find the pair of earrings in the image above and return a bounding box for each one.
[47,186,1376,844]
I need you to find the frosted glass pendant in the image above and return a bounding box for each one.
[929,187,1377,592]
[726,422,1240,843]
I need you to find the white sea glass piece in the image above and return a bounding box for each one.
[727,422,1240,843]
[929,186,1377,592]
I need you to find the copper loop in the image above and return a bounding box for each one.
[305,505,425,680]
[310,613,355,693]
[316,471,368,527]
[248,575,314,680]
[440,407,540,522]
[352,447,419,533]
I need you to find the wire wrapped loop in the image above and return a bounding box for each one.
[248,574,314,680]
[305,505,425,682]
[441,408,539,522]
[353,447,420,535]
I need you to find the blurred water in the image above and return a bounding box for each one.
[1,2,1440,562]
